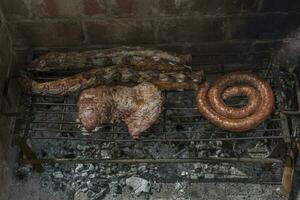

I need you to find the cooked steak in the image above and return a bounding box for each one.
[78,82,164,138]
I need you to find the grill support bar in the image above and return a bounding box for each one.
[20,157,283,165]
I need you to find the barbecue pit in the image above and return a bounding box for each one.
[0,1,300,200]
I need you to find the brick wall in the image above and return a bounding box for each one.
[0,7,16,200]
[1,0,300,65]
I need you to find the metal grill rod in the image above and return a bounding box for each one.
[21,128,283,134]
[20,157,283,165]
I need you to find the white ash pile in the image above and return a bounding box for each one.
[13,136,283,199]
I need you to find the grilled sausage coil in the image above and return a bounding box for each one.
[196,72,274,132]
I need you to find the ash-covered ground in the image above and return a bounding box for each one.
[9,142,285,200]
[9,166,285,200]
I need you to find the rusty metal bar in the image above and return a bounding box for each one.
[280,142,300,197]
[15,136,44,172]
[20,157,283,165]
[19,128,283,135]
[28,117,281,125]
[280,112,291,144]
[27,135,285,142]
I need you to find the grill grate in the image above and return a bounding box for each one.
[12,66,298,184]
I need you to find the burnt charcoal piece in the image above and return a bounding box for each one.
[78,82,164,138]
[29,46,192,72]
[197,72,274,132]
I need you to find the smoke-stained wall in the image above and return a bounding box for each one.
[1,0,300,65]
[0,7,16,200]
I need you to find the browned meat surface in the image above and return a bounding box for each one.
[196,72,274,132]
[78,82,163,138]
[19,65,205,96]
[29,46,192,72]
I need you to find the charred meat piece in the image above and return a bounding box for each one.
[78,82,164,138]
[19,65,204,96]
[29,46,192,72]
[196,72,274,132]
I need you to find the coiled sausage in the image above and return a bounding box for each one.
[196,72,274,132]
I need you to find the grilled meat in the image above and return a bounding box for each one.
[29,46,192,72]
[78,82,164,138]
[196,72,274,132]
[19,65,204,96]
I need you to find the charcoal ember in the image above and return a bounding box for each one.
[118,178,126,187]
[181,171,189,177]
[190,172,199,180]
[80,187,88,193]
[174,181,189,199]
[81,172,88,177]
[247,142,271,158]
[75,164,84,172]
[89,181,107,194]
[90,188,108,200]
[145,143,177,159]
[198,150,209,158]
[109,180,121,197]
[151,181,161,192]
[73,174,81,182]
[93,178,109,187]
[100,150,111,159]
[232,126,270,158]
[88,164,95,171]
[121,147,145,158]
[53,171,64,179]
[126,176,151,195]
